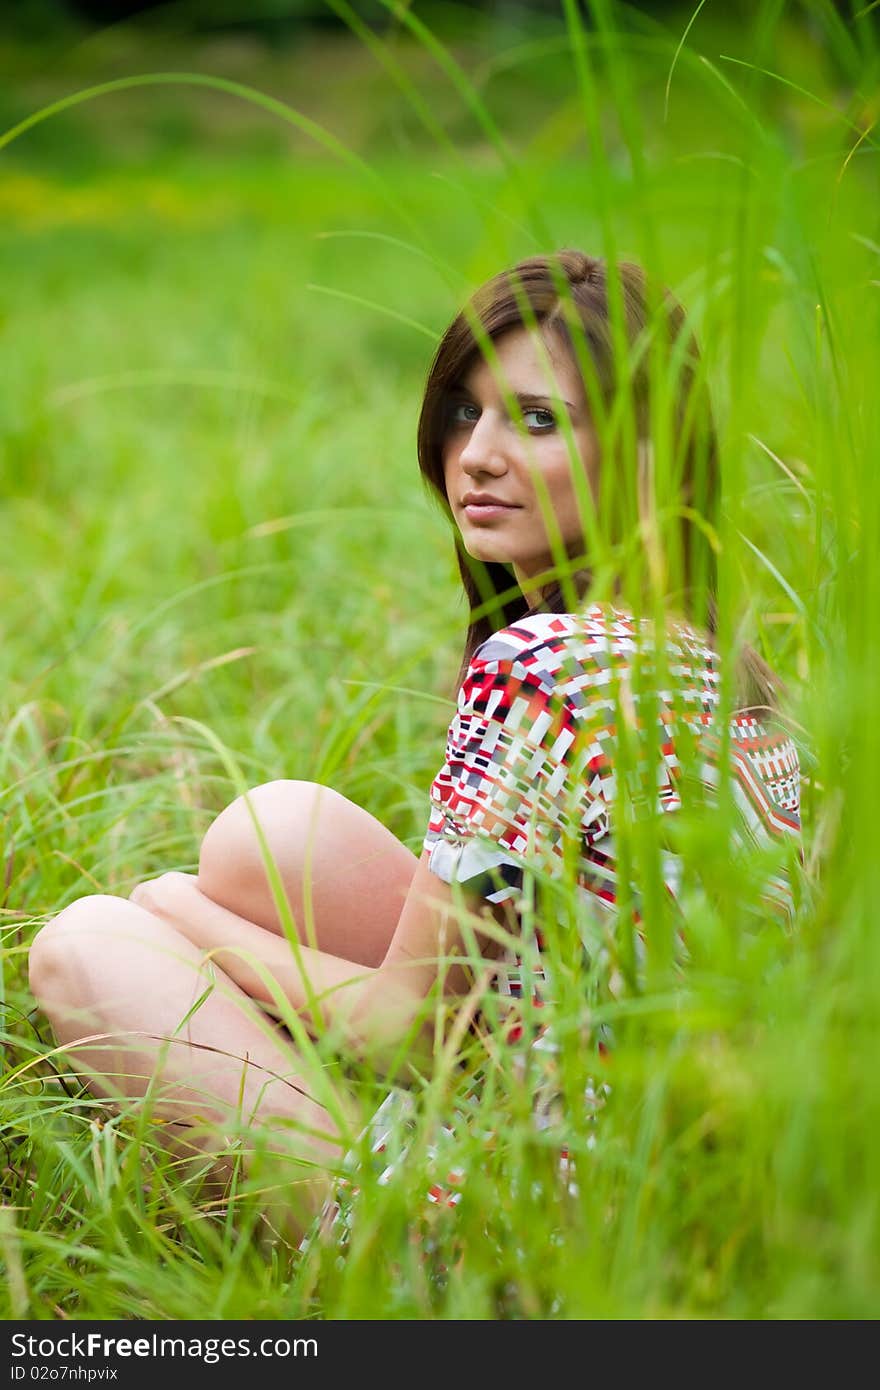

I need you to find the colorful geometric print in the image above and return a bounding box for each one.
[422,602,803,939]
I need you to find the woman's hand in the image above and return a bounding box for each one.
[129,870,200,924]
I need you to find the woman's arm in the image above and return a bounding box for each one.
[130,860,501,1072]
[131,869,374,1013]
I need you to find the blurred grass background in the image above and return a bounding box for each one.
[1,0,878,1318]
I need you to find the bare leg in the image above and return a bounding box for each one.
[28,894,357,1241]
[196,779,419,965]
[30,780,418,1238]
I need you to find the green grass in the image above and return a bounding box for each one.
[1,2,878,1318]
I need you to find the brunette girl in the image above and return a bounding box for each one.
[28,249,802,1243]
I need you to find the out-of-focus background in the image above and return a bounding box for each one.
[2,0,879,1320]
[2,0,863,764]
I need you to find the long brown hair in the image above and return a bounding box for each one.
[417,248,783,713]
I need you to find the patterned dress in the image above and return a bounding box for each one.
[302,602,803,1253]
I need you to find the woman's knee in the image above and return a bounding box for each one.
[197,778,337,908]
[196,777,416,963]
[28,894,164,1010]
[30,894,113,991]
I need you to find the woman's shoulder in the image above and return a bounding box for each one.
[459,601,734,740]
[460,604,658,724]
[470,601,716,684]
[471,602,632,666]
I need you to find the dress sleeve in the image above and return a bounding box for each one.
[422,643,595,908]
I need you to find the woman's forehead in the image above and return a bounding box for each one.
[458,324,581,398]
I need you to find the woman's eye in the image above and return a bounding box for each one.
[523,408,556,430]
[444,403,556,428]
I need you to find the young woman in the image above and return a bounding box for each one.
[28,249,802,1244]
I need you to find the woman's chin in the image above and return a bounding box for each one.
[463,540,514,566]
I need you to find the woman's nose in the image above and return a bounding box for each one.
[458,409,508,471]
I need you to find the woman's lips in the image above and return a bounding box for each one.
[463,503,519,522]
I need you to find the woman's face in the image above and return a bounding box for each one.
[442,324,601,606]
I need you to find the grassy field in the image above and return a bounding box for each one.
[1,2,878,1318]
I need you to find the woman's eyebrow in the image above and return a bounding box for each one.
[454,385,576,410]
[515,391,576,410]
